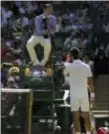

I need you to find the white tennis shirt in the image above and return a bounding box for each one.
[64,60,92,95]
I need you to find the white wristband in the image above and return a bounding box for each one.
[91,93,95,98]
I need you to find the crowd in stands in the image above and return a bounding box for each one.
[1,1,109,89]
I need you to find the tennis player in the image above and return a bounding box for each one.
[64,47,95,134]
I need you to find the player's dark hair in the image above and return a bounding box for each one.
[71,47,80,59]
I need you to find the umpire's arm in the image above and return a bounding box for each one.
[35,16,48,36]
[49,16,56,35]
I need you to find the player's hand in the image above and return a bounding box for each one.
[90,92,95,101]
[90,93,95,110]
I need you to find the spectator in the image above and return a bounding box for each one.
[65,53,72,63]
[94,44,109,74]
[1,41,8,59]
[8,66,20,87]
[14,1,22,8]
[26,1,38,15]
[106,43,109,58]
[72,31,84,49]
[72,19,79,32]
[1,5,13,28]
[63,34,74,52]
[6,76,16,88]
[1,67,7,86]
[56,16,62,33]
[103,22,109,33]
[83,54,94,72]
[56,55,63,65]
[16,9,29,29]
[76,8,86,24]
[8,40,23,59]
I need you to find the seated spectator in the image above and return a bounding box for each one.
[1,43,8,60]
[56,16,62,33]
[65,53,72,63]
[14,1,22,8]
[56,55,64,66]
[6,76,17,88]
[103,22,109,33]
[72,19,79,31]
[63,34,74,51]
[1,67,7,86]
[1,5,13,28]
[83,54,94,72]
[72,31,85,49]
[62,8,71,23]
[8,66,20,87]
[16,11,29,25]
[94,44,109,74]
[8,40,23,58]
[1,38,12,60]
[82,18,93,32]
[26,1,38,14]
[1,62,13,85]
[76,8,86,24]
[81,32,90,48]
[2,40,23,64]
[106,43,109,58]
[69,12,77,24]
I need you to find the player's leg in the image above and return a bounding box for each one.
[79,114,86,134]
[81,94,91,134]
[73,111,81,134]
[82,112,91,134]
[26,35,40,66]
[40,38,51,66]
[71,96,81,134]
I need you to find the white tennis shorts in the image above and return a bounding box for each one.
[70,90,89,112]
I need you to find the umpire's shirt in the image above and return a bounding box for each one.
[34,14,56,37]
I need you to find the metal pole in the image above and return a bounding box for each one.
[26,91,33,134]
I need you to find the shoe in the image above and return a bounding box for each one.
[40,59,46,67]
[32,61,40,67]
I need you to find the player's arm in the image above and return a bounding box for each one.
[87,65,94,93]
[87,77,94,93]
[87,66,95,100]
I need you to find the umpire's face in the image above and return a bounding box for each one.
[46,6,53,15]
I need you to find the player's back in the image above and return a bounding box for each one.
[67,60,90,93]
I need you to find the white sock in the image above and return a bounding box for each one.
[86,131,91,134]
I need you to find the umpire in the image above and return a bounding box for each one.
[26,4,56,66]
